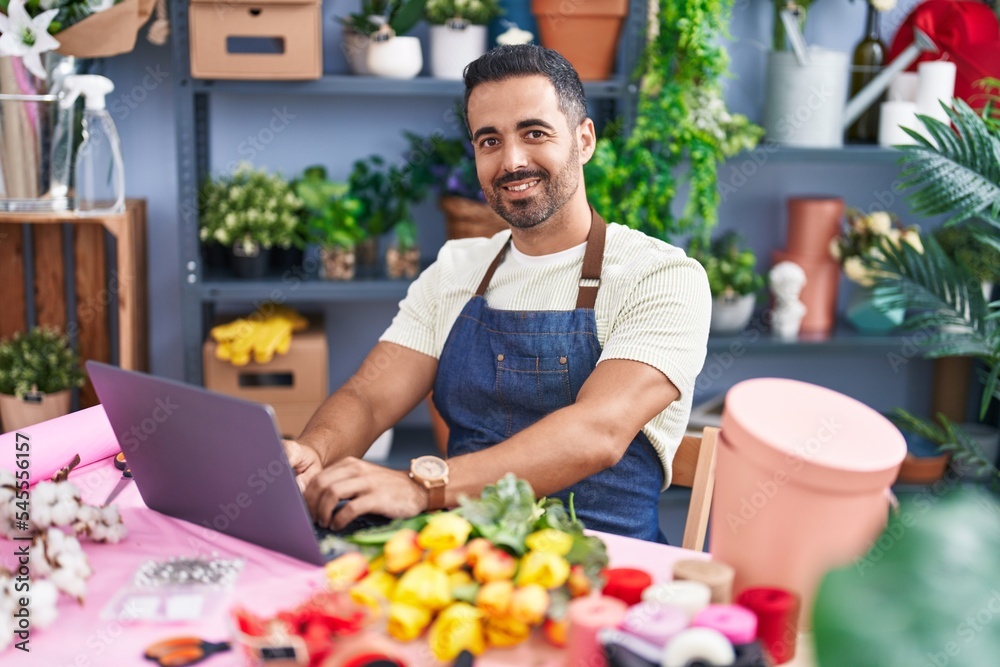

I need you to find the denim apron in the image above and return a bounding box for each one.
[432,210,665,542]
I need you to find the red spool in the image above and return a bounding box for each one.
[736,587,800,665]
[601,568,653,606]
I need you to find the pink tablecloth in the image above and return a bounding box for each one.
[2,446,706,666]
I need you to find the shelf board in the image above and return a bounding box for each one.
[197,273,413,302]
[707,322,912,354]
[733,144,905,164]
[192,75,626,100]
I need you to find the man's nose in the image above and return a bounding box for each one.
[501,141,529,174]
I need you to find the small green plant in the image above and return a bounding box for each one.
[338,0,426,36]
[425,0,502,25]
[348,155,425,241]
[934,220,1000,284]
[0,327,85,399]
[693,232,765,298]
[294,166,368,250]
[198,162,303,254]
[889,409,999,486]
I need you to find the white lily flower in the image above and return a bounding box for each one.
[0,0,61,80]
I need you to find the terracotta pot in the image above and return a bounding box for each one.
[896,451,951,484]
[0,390,71,433]
[772,250,840,334]
[531,0,628,80]
[439,196,508,240]
[786,196,844,258]
[320,246,356,280]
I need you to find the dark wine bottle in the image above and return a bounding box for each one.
[846,4,887,144]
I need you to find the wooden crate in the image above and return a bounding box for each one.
[0,200,148,408]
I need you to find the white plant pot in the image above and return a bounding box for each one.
[710,293,756,335]
[366,36,423,79]
[429,24,488,80]
[763,48,850,148]
[364,428,394,462]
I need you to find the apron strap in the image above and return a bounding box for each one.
[474,207,609,306]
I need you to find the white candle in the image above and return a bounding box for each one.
[879,100,920,147]
[888,71,919,102]
[916,60,957,124]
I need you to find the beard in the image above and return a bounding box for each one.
[483,142,580,230]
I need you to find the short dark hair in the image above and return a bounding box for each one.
[463,45,588,130]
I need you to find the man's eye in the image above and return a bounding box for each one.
[479,138,498,148]
[527,130,545,139]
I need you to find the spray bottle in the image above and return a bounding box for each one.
[61,75,125,216]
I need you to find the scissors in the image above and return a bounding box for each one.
[103,452,133,506]
[144,637,231,667]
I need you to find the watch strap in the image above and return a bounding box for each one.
[427,482,446,512]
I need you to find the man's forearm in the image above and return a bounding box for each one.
[296,386,380,466]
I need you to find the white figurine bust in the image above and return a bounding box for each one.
[769,261,807,340]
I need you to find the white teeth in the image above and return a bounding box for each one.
[505,180,538,192]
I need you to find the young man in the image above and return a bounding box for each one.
[284,45,710,542]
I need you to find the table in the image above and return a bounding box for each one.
[0,452,712,667]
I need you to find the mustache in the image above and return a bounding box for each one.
[494,171,547,188]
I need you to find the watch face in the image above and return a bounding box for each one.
[412,455,448,481]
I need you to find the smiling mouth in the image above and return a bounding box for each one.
[502,180,540,192]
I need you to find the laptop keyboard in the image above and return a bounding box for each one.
[313,514,394,562]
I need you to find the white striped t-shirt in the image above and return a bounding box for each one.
[380,223,711,489]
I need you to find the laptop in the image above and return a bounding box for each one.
[87,360,374,566]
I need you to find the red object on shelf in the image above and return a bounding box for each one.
[887,0,1000,109]
[736,587,801,665]
[601,567,653,606]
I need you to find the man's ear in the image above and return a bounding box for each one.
[577,118,597,164]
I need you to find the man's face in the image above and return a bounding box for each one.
[466,75,590,230]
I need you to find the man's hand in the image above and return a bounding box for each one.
[283,439,323,493]
[304,457,429,530]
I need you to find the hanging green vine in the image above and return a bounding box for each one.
[585,0,763,248]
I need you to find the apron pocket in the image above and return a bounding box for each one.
[496,354,573,425]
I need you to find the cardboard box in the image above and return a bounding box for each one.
[203,327,328,437]
[189,0,322,80]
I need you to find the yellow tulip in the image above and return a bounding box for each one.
[567,564,591,598]
[325,552,369,589]
[428,602,486,662]
[418,513,473,553]
[473,548,518,583]
[383,528,424,573]
[387,602,433,642]
[516,551,570,589]
[465,538,493,567]
[484,614,532,648]
[510,584,549,625]
[525,529,574,556]
[393,562,452,611]
[349,570,397,616]
[543,617,569,647]
[475,580,513,617]
[431,547,468,573]
[450,570,474,590]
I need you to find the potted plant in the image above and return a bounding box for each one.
[404,128,507,240]
[934,220,1000,303]
[425,0,503,80]
[338,0,426,76]
[693,232,765,335]
[386,219,420,279]
[295,165,368,280]
[829,208,922,333]
[584,0,761,247]
[530,0,627,80]
[0,327,85,432]
[199,162,303,280]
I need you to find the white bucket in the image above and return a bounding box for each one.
[763,49,850,148]
[429,24,488,81]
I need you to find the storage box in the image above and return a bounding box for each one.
[189,0,322,80]
[203,327,328,437]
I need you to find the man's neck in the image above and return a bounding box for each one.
[509,196,593,256]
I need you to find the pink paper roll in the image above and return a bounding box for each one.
[567,595,629,667]
[0,406,120,484]
[692,604,758,646]
[620,601,689,648]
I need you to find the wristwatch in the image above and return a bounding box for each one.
[409,455,449,511]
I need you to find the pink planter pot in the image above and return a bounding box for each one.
[786,196,844,258]
[711,378,905,628]
[772,250,840,334]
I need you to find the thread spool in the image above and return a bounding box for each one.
[602,568,653,606]
[641,581,711,619]
[661,627,735,667]
[691,604,758,645]
[736,587,800,665]
[619,601,688,648]
[672,560,735,604]
[567,595,629,667]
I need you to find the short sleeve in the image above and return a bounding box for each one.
[598,257,711,398]
[379,260,442,358]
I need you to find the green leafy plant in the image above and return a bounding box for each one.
[392,219,418,251]
[424,0,502,25]
[198,162,303,254]
[404,129,483,201]
[584,0,762,248]
[0,327,85,398]
[934,220,1000,284]
[337,0,426,36]
[693,232,765,298]
[890,409,999,487]
[294,166,368,251]
[348,155,425,241]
